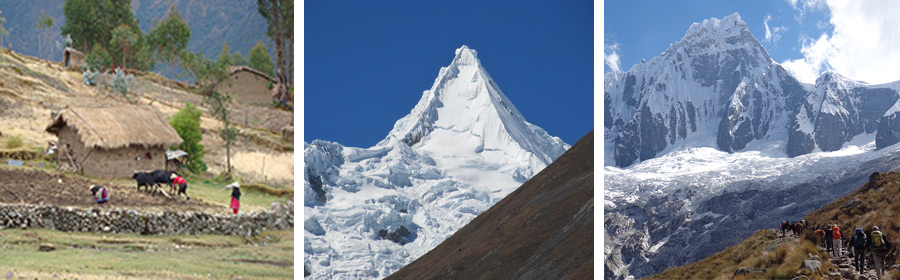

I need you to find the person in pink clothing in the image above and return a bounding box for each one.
[225,182,241,215]
[89,184,108,204]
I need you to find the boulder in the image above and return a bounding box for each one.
[800,259,822,273]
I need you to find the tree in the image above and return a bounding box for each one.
[110,24,138,69]
[170,102,206,173]
[149,5,190,79]
[0,10,9,48]
[216,42,233,67]
[35,10,54,58]
[85,43,111,71]
[232,52,248,66]
[257,0,292,105]
[248,41,273,76]
[62,0,139,54]
[181,49,234,174]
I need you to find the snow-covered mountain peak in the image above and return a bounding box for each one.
[385,45,568,170]
[305,46,570,279]
[452,44,479,66]
[685,12,746,39]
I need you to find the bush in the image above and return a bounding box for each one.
[5,135,23,149]
[111,68,135,96]
[170,103,206,173]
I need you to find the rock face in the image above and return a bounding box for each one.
[604,13,900,167]
[0,201,293,236]
[387,131,593,280]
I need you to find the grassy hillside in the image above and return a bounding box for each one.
[651,170,900,279]
[649,229,832,280]
[0,228,292,279]
[0,48,292,188]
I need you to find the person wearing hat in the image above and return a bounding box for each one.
[225,182,241,215]
[869,226,892,278]
[89,184,108,204]
[169,173,190,200]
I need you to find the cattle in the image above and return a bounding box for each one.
[132,171,156,193]
[150,169,176,193]
[132,169,175,195]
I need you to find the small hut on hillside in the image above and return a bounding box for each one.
[45,105,183,178]
[63,47,85,69]
[216,66,276,106]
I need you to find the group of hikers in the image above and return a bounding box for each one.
[88,173,244,215]
[784,219,894,278]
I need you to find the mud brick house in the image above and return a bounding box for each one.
[45,105,182,178]
[216,66,276,106]
[63,47,85,69]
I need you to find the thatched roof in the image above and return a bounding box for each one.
[46,105,183,149]
[228,66,275,82]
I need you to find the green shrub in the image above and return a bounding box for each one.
[170,103,206,173]
[5,135,23,149]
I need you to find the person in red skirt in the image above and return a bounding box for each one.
[225,182,241,215]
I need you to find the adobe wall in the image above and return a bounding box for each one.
[217,71,272,106]
[56,126,169,178]
[81,145,167,178]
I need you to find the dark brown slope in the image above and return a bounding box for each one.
[387,130,594,280]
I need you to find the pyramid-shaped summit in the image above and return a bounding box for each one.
[384,45,569,175]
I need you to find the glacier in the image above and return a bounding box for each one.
[305,45,569,279]
[604,13,900,279]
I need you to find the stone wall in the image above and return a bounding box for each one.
[0,201,293,236]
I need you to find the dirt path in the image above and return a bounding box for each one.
[0,167,215,212]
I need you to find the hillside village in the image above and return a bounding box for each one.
[0,1,294,278]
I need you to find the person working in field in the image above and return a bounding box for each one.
[169,173,190,200]
[225,182,241,215]
[89,184,108,204]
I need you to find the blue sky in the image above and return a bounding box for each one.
[605,1,900,85]
[305,1,593,147]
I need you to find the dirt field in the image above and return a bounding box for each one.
[0,167,215,212]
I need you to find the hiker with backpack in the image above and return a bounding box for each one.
[832,225,844,258]
[848,228,867,273]
[869,226,892,278]
[781,220,788,237]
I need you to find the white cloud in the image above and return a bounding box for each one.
[781,0,900,84]
[786,0,827,22]
[605,43,622,72]
[763,14,787,44]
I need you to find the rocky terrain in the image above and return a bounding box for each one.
[0,200,292,236]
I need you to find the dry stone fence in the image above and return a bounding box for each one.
[0,201,293,236]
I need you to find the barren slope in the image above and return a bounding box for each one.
[386,130,593,280]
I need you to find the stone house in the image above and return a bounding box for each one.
[63,47,85,69]
[45,105,183,178]
[216,66,276,106]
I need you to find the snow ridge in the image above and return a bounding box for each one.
[305,45,569,279]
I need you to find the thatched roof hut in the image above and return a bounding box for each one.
[46,105,183,178]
